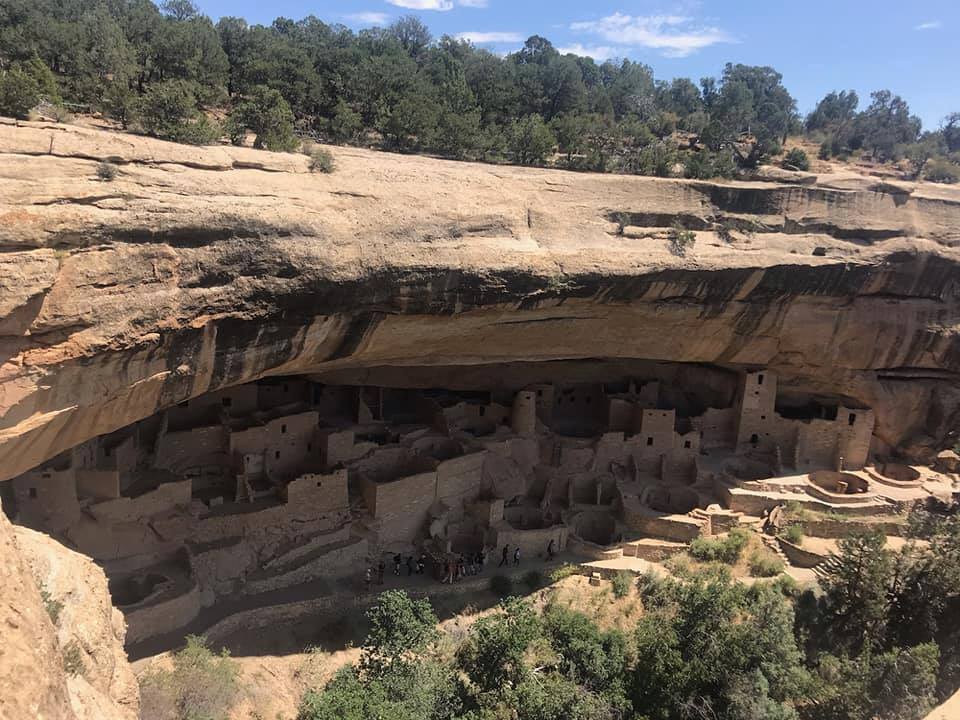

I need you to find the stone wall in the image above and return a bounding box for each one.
[88,479,191,524]
[123,582,204,645]
[156,425,227,474]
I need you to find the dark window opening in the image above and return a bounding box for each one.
[307,443,312,452]
[275,451,280,459]
[647,437,654,446]
[29,488,37,499]
[283,384,289,392]
[750,434,759,446]
[586,397,591,404]
[178,401,189,408]
[479,406,486,417]
[281,424,287,434]
[848,413,856,426]
[684,440,692,449]
[758,374,764,385]
[537,390,543,397]
[761,415,766,420]
[104,447,111,457]
[316,481,323,488]
[222,397,232,408]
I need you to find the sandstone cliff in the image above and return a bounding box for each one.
[1,119,959,480]
[0,500,137,720]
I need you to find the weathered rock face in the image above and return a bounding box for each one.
[1,119,959,481]
[0,500,137,720]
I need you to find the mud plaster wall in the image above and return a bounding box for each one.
[262,411,320,482]
[12,468,80,531]
[493,524,568,559]
[436,453,486,503]
[156,425,227,474]
[692,407,737,450]
[88,480,191,524]
[76,469,121,501]
[282,470,348,519]
[365,470,438,545]
[638,409,676,455]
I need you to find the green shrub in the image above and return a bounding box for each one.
[139,635,240,720]
[227,85,298,152]
[925,158,959,184]
[689,528,750,564]
[549,563,579,583]
[41,588,63,625]
[0,67,40,119]
[309,148,335,173]
[611,571,632,598]
[62,639,85,677]
[523,570,543,591]
[490,574,513,597]
[818,141,832,160]
[783,147,810,171]
[136,81,220,145]
[748,550,785,578]
[783,524,804,545]
[96,161,118,181]
[668,221,696,256]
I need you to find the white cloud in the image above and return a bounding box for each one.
[915,20,942,30]
[345,11,390,25]
[556,43,620,61]
[386,0,454,10]
[571,12,733,58]
[458,0,489,7]
[456,31,524,43]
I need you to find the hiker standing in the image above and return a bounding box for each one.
[477,549,486,573]
[377,560,385,585]
[547,539,555,561]
[406,556,415,576]
[417,554,426,574]
[393,553,402,576]
[513,546,521,566]
[365,566,372,592]
[499,544,509,567]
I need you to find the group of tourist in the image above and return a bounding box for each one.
[363,538,558,592]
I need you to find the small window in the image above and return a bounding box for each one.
[761,415,766,420]
[586,397,591,404]
[283,384,289,392]
[104,447,111,457]
[684,440,692,449]
[537,390,543,397]
[222,397,232,408]
[758,374,764,385]
[275,450,281,459]
[281,424,287,434]
[178,401,189,408]
[750,434,759,446]
[848,413,856,426]
[29,488,37,499]
[316,481,323,488]
[647,437,654,446]
[479,406,486,417]
[307,443,312,452]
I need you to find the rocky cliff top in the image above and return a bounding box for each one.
[1,119,959,480]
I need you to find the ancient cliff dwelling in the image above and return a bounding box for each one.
[1,116,959,720]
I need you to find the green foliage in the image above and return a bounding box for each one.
[514,673,613,720]
[507,114,556,165]
[135,80,219,144]
[783,147,810,171]
[359,590,438,679]
[749,549,785,578]
[925,158,959,184]
[610,570,632,598]
[41,588,63,625]
[631,568,809,720]
[689,528,750,563]
[227,85,297,151]
[327,100,363,144]
[0,67,40,119]
[667,222,697,257]
[96,161,118,181]
[457,597,541,694]
[309,148,335,174]
[522,569,543,591]
[489,574,513,597]
[783,524,804,545]
[811,645,940,720]
[62,639,85,677]
[139,635,240,720]
[817,530,893,653]
[856,90,921,160]
[549,563,579,583]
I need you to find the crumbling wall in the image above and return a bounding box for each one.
[156,425,227,474]
[436,452,486,503]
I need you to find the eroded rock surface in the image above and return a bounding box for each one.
[0,501,137,720]
[1,119,959,481]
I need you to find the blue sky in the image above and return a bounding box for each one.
[195,0,959,130]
